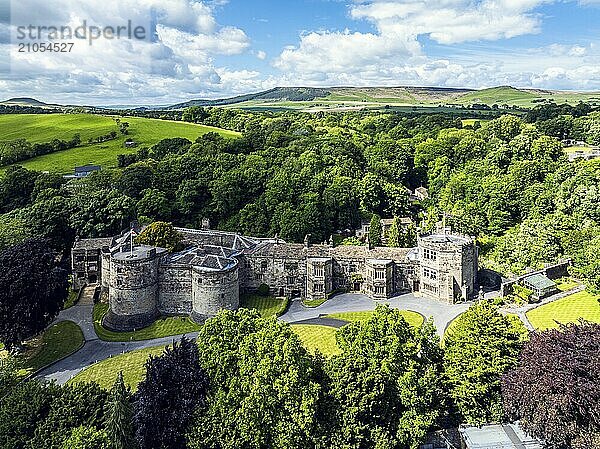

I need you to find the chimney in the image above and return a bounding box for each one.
[304,234,311,248]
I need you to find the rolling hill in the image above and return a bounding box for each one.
[0,114,240,174]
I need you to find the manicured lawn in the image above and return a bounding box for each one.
[291,325,341,357]
[63,289,79,309]
[0,114,240,174]
[70,345,166,390]
[555,277,580,292]
[302,298,327,308]
[239,294,289,318]
[325,310,424,328]
[526,290,600,331]
[21,321,84,373]
[93,303,202,342]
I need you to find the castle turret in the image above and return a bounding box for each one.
[103,246,166,331]
[190,255,240,323]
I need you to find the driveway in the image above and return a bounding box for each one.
[36,333,199,385]
[281,292,471,337]
[38,292,470,385]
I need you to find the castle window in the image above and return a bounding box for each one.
[287,276,295,286]
[349,264,356,273]
[423,268,438,280]
[423,283,438,294]
[375,286,385,295]
[256,273,263,281]
[314,284,324,293]
[285,262,298,271]
[314,266,324,277]
[375,269,385,280]
[423,248,437,260]
[261,260,268,272]
[75,255,85,262]
[77,271,85,278]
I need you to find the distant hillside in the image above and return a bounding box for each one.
[0,97,60,107]
[167,85,600,111]
[167,87,331,109]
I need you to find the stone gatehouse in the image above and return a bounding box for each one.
[72,227,478,331]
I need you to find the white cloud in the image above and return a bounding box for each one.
[256,50,266,60]
[1,0,254,104]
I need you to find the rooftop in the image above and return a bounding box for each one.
[523,273,556,290]
[460,424,543,449]
[421,233,472,245]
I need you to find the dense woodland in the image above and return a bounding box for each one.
[1,103,600,290]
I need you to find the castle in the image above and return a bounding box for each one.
[72,227,478,331]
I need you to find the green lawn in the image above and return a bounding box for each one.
[21,321,84,373]
[291,325,341,357]
[526,290,600,330]
[63,289,79,309]
[70,345,166,390]
[325,310,424,328]
[0,114,240,174]
[555,277,580,292]
[93,303,202,342]
[302,298,327,308]
[239,294,289,318]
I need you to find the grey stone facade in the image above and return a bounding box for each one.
[71,227,478,331]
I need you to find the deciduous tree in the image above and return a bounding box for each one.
[0,239,68,350]
[502,322,600,449]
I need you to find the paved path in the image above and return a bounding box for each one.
[36,333,198,385]
[282,292,472,337]
[38,292,471,385]
[55,286,97,341]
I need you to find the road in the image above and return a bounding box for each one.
[39,291,470,385]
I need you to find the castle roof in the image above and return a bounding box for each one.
[73,237,114,250]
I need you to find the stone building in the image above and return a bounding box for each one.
[72,227,477,331]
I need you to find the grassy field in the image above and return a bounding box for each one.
[526,290,600,330]
[71,345,166,390]
[20,321,84,373]
[0,114,240,174]
[325,310,424,328]
[93,303,202,342]
[555,277,580,292]
[239,294,289,318]
[291,324,341,357]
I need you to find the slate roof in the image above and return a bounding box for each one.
[73,237,114,251]
[523,273,556,290]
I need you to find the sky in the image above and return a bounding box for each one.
[1,0,600,105]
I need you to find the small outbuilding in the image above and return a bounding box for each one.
[460,423,543,449]
[521,273,558,301]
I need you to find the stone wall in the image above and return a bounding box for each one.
[158,265,193,315]
[191,265,239,321]
[103,248,163,331]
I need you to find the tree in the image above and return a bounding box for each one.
[105,372,135,449]
[188,309,324,449]
[27,382,108,449]
[61,426,110,449]
[368,214,382,247]
[134,222,183,253]
[502,322,600,449]
[69,189,136,238]
[136,189,171,222]
[133,337,208,449]
[0,355,21,397]
[443,301,527,425]
[0,239,68,350]
[326,306,444,449]
[387,216,401,247]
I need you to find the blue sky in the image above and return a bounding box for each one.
[2,0,600,104]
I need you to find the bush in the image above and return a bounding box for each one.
[513,284,534,303]
[256,284,270,296]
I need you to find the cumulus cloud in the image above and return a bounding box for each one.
[2,0,257,104]
[273,0,600,90]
